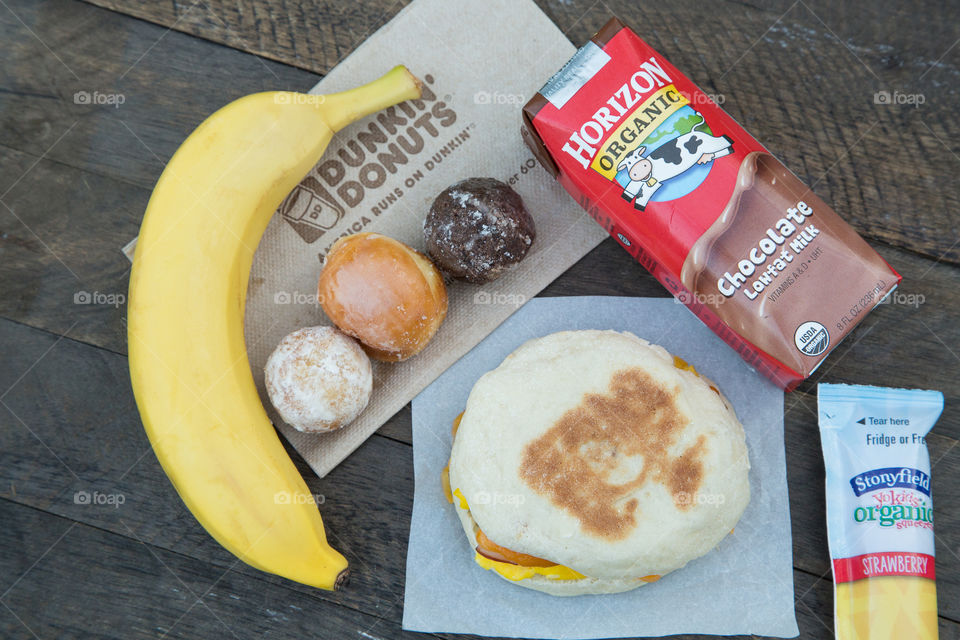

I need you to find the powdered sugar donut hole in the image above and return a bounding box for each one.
[265,326,373,433]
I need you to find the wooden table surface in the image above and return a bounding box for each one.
[1,1,958,638]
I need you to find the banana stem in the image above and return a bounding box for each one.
[316,65,423,132]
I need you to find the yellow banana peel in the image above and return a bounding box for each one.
[128,66,422,590]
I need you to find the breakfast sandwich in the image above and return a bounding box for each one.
[444,330,750,595]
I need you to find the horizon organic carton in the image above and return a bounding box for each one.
[522,18,901,389]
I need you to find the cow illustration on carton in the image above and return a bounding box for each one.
[618,114,733,211]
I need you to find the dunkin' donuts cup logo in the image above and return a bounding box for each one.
[280,177,346,244]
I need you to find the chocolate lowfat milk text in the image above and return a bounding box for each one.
[522,18,900,389]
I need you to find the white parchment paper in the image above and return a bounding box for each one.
[405,297,799,639]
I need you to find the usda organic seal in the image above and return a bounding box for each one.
[795,321,829,356]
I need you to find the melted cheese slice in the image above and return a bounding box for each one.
[441,465,453,503]
[674,355,719,394]
[474,552,586,581]
[454,488,585,581]
[672,355,697,373]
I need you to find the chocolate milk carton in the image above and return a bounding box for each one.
[522,18,900,389]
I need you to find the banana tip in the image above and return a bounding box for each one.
[334,568,350,591]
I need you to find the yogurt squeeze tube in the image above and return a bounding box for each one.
[818,383,944,639]
[522,18,901,389]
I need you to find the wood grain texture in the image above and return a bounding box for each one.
[1,0,959,638]
[82,0,414,76]
[7,496,923,640]
[0,0,320,354]
[0,499,436,640]
[0,145,141,355]
[0,0,320,190]
[543,238,960,442]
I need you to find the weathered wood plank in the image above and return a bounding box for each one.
[5,153,957,424]
[0,0,323,355]
[796,239,960,436]
[0,0,320,190]
[543,0,960,263]
[792,564,960,640]
[2,1,959,637]
[0,499,432,640]
[77,0,960,263]
[0,146,141,355]
[2,498,957,640]
[81,0,412,76]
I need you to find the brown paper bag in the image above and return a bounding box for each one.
[127,0,607,477]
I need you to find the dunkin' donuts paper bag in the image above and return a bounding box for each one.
[123,0,599,477]
[243,0,605,476]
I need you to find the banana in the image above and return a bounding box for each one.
[128,66,422,590]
